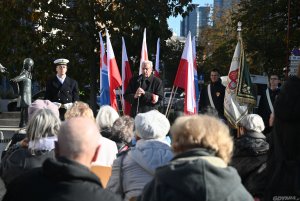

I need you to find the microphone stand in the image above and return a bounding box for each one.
[136,77,142,115]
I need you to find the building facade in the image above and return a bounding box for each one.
[213,0,240,22]
[180,4,210,39]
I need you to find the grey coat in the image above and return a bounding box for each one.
[106,139,173,201]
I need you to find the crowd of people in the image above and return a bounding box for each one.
[0,59,299,201]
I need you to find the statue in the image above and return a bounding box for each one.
[11,58,34,128]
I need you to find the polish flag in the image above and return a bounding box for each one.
[154,38,160,77]
[139,28,148,75]
[192,36,200,112]
[106,29,122,111]
[173,32,196,114]
[122,37,132,115]
[99,32,110,106]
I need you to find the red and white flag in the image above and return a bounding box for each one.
[121,37,132,115]
[106,29,122,111]
[139,28,148,75]
[154,38,160,77]
[173,32,196,114]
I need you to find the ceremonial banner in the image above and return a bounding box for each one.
[224,38,256,127]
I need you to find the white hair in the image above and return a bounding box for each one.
[142,60,153,68]
[95,105,119,130]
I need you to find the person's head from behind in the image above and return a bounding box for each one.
[27,109,61,153]
[210,68,220,83]
[171,115,233,164]
[134,110,170,140]
[64,101,94,121]
[56,117,100,168]
[110,115,134,144]
[28,99,60,122]
[96,105,119,136]
[142,60,153,78]
[238,114,265,135]
[269,74,279,90]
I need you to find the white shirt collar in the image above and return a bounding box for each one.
[56,74,66,84]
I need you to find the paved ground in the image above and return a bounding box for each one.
[0,112,22,162]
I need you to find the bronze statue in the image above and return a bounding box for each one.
[11,58,34,128]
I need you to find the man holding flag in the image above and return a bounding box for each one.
[124,60,163,117]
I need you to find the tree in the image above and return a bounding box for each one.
[231,0,300,76]
[0,0,194,112]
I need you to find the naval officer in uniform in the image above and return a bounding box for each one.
[44,58,79,120]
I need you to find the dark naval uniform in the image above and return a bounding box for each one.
[124,74,163,117]
[199,80,226,119]
[44,76,79,119]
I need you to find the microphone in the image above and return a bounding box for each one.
[136,75,143,115]
[137,75,143,83]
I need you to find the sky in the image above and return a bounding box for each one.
[168,0,213,36]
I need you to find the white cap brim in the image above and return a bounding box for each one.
[54,58,69,65]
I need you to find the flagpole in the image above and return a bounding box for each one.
[165,86,175,116]
[119,86,125,115]
[165,86,178,118]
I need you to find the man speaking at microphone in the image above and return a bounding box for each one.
[124,60,163,117]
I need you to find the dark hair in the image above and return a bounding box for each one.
[110,116,134,144]
[211,68,220,75]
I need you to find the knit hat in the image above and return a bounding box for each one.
[240,114,265,133]
[28,99,60,120]
[135,110,170,140]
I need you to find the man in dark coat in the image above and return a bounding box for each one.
[257,74,280,134]
[44,58,79,120]
[265,66,300,200]
[199,69,226,119]
[3,117,121,201]
[124,60,163,117]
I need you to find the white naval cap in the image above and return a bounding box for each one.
[54,58,69,65]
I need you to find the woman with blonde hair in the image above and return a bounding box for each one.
[139,114,252,201]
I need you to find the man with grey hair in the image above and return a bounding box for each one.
[124,60,163,117]
[3,117,121,201]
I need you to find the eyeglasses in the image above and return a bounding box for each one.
[270,78,278,80]
[58,65,67,69]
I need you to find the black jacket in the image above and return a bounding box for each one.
[124,74,163,117]
[44,76,79,104]
[3,157,121,201]
[231,131,269,198]
[257,87,280,133]
[0,148,55,185]
[138,148,252,201]
[199,80,226,119]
